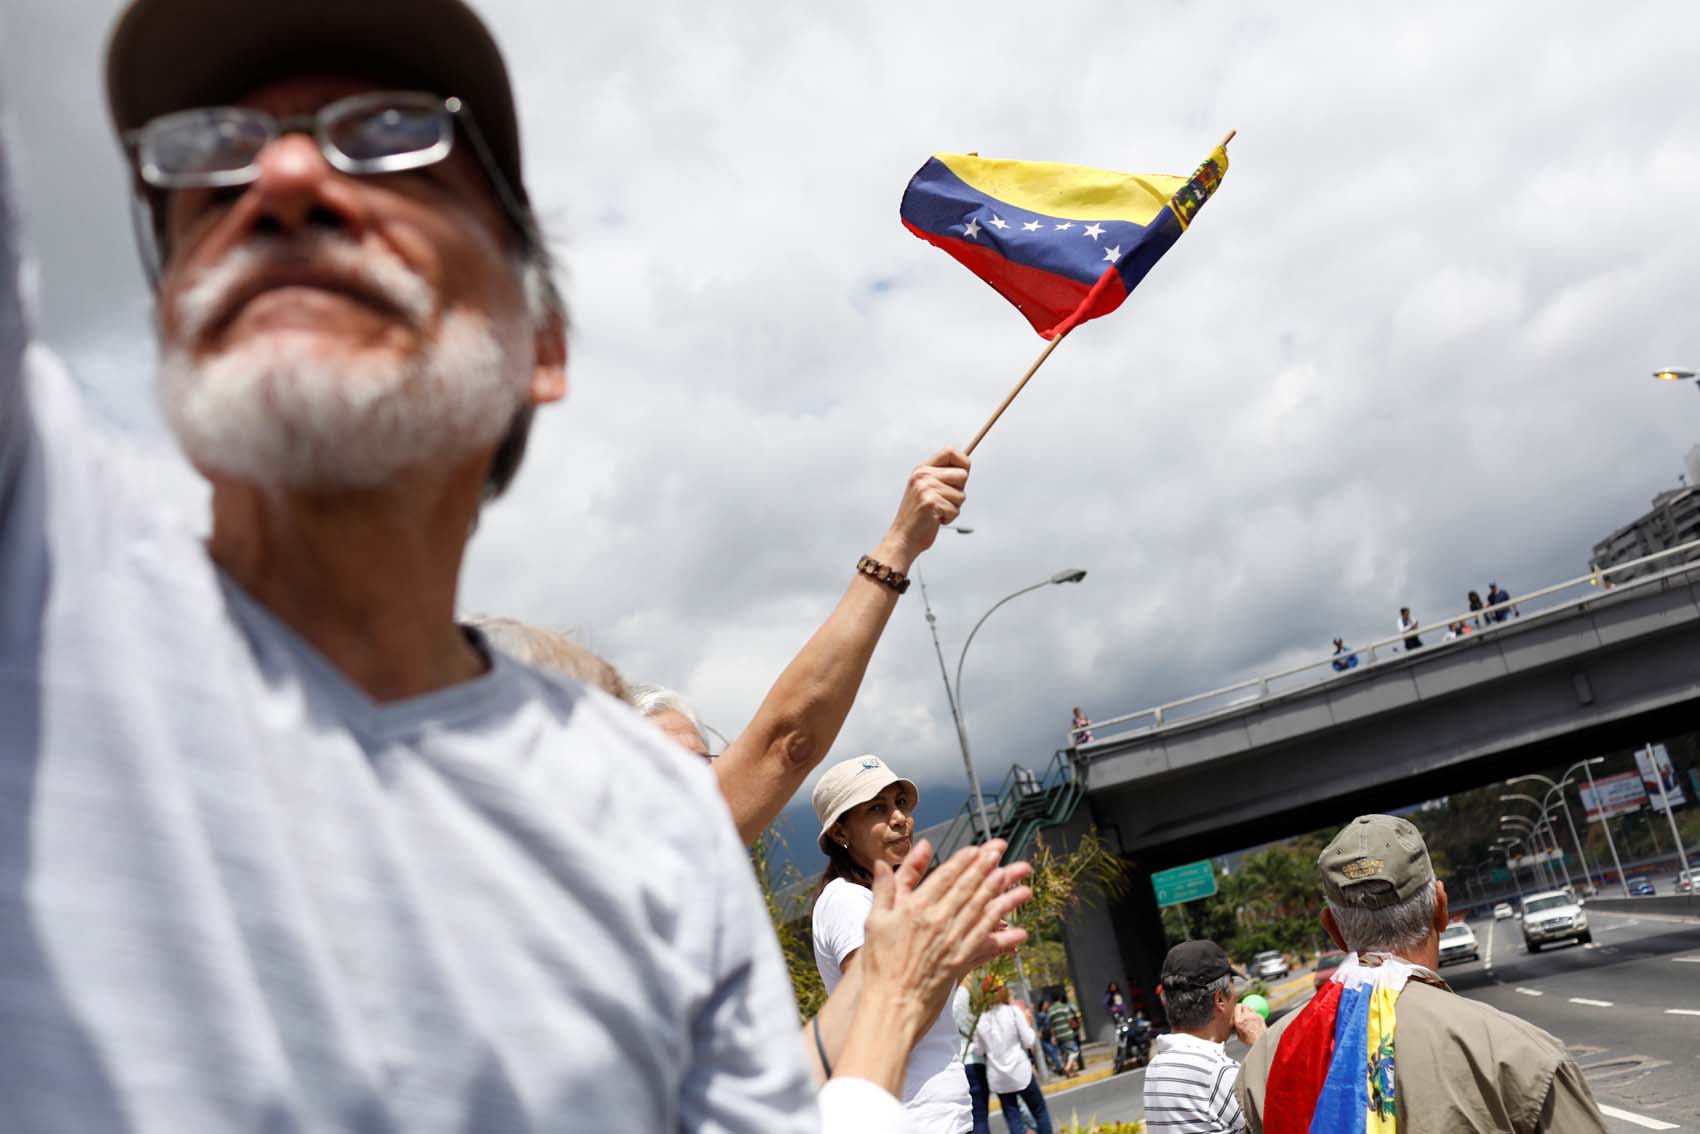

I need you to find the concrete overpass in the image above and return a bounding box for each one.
[1056,548,1700,1038]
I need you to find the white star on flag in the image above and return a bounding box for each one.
[1021,220,1042,232]
[1103,245,1122,262]
[1054,221,1074,231]
[989,216,1009,230]
[1082,223,1105,240]
[963,218,982,239]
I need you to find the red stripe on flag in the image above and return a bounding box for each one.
[901,221,1112,339]
[1262,979,1343,1134]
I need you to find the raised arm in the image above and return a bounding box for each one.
[716,449,970,844]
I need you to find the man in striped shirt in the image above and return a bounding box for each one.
[1143,941,1266,1133]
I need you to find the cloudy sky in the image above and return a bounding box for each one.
[5,1,1699,849]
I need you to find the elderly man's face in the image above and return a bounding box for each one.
[151,75,563,491]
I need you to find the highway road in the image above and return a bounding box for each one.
[997,907,1700,1133]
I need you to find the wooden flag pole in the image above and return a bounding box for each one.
[963,329,1071,455]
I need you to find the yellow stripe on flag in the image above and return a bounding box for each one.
[934,153,1188,225]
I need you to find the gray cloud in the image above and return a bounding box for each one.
[6,1,1700,841]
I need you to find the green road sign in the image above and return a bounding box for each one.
[1151,860,1218,907]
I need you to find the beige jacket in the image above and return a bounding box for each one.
[1234,978,1607,1133]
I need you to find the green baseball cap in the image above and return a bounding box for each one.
[1318,814,1433,910]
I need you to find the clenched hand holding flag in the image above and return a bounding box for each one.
[899,137,1231,451]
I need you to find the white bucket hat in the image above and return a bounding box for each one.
[812,755,919,855]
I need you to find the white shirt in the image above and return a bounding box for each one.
[971,1004,1036,1094]
[813,877,972,1134]
[1142,1030,1247,1134]
[0,129,868,1133]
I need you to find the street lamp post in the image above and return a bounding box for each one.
[1492,840,1525,901]
[1499,817,1552,889]
[919,567,1087,842]
[1563,758,1632,898]
[1500,794,1575,892]
[1508,759,1613,895]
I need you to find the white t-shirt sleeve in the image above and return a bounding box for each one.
[818,1077,915,1134]
[1016,1008,1035,1050]
[677,801,816,1134]
[813,880,873,969]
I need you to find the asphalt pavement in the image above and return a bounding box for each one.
[994,908,1700,1133]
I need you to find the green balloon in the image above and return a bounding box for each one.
[1241,993,1270,1020]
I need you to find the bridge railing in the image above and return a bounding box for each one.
[1072,537,1700,748]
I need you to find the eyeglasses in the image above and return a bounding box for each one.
[123,90,537,276]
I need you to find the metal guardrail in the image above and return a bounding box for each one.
[1070,538,1700,749]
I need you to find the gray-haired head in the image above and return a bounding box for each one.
[1326,879,1438,955]
[628,683,709,758]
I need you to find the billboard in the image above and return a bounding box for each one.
[1635,744,1688,812]
[1578,771,1646,822]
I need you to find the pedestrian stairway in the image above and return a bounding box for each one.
[928,750,1087,867]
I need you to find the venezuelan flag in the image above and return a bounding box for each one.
[899,144,1228,339]
[1262,955,1410,1134]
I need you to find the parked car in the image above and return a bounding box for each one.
[1438,921,1481,966]
[1251,950,1290,981]
[1677,869,1696,894]
[1521,890,1590,953]
[1493,902,1514,920]
[1628,876,1657,897]
[1313,950,1345,991]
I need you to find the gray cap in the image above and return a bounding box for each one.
[1318,814,1433,910]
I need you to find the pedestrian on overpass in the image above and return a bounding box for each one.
[1234,815,1608,1133]
[1398,607,1424,651]
[1143,940,1265,1133]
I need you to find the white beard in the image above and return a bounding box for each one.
[158,238,533,491]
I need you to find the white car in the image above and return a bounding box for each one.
[1251,950,1289,981]
[1521,890,1590,953]
[1438,921,1480,966]
[1493,902,1514,920]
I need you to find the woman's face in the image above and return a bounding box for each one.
[831,782,914,872]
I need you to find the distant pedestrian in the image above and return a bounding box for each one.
[1487,581,1517,623]
[1330,638,1359,672]
[953,976,993,1134]
[973,977,1054,1134]
[1398,607,1424,651]
[1034,997,1067,1076]
[1444,620,1472,642]
[1104,980,1129,1022]
[1467,590,1485,629]
[1071,706,1093,744]
[1046,994,1083,1075]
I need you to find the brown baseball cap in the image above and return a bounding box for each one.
[1318,814,1434,910]
[104,0,528,205]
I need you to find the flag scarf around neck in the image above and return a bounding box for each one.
[1263,954,1411,1134]
[899,144,1228,339]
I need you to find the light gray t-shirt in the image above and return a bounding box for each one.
[0,132,814,1132]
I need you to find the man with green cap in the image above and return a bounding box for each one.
[1234,815,1606,1133]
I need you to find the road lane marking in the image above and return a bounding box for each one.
[1515,987,1542,996]
[1666,1009,1700,1017]
[1568,997,1614,1007]
[1673,956,1700,963]
[1598,1104,1680,1130]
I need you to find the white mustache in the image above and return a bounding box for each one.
[174,232,435,341]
